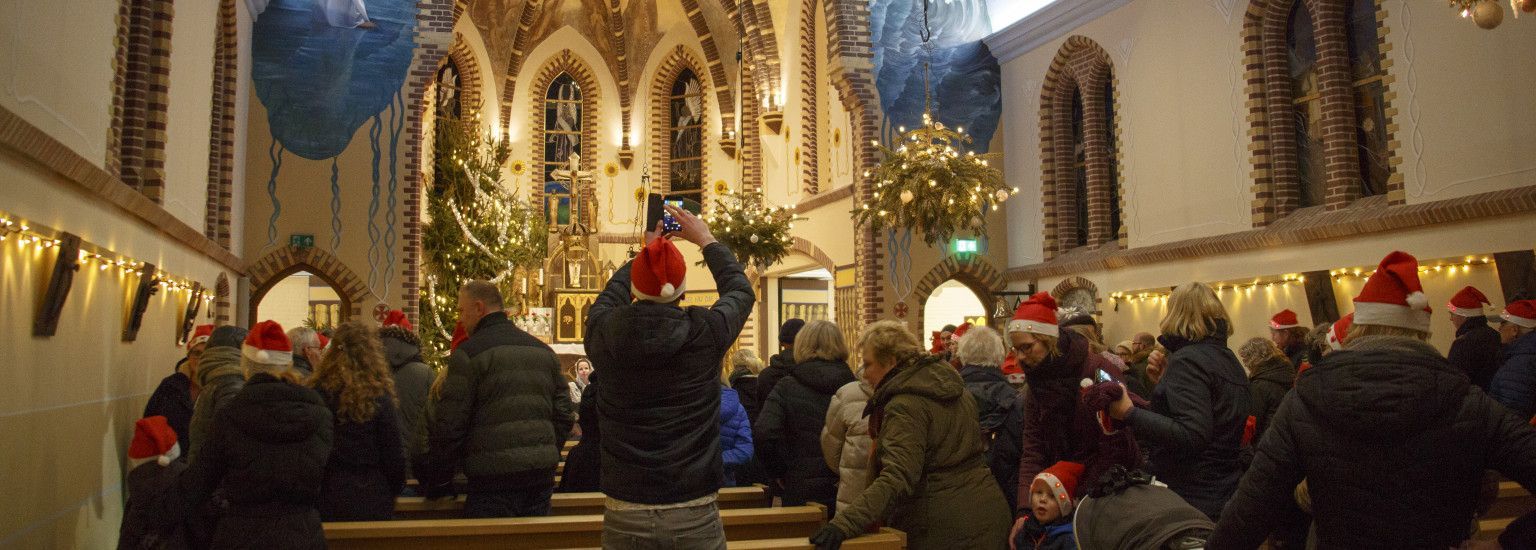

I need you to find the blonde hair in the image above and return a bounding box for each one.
[956,326,1007,367]
[794,320,849,363]
[1064,324,1107,354]
[859,320,923,366]
[731,348,764,374]
[1237,337,1285,372]
[1347,323,1430,342]
[1159,282,1231,341]
[309,321,397,423]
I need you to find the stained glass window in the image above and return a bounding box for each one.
[669,69,704,200]
[435,61,461,120]
[1289,1,1326,208]
[1348,0,1388,197]
[544,73,581,225]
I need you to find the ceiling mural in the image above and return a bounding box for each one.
[870,0,1002,153]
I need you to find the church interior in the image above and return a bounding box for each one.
[2,0,1535,546]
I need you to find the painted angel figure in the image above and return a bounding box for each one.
[322,0,376,28]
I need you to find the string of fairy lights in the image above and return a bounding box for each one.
[1110,256,1496,304]
[0,211,215,304]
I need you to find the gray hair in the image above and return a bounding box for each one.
[955,326,1006,367]
[287,326,321,351]
[460,280,504,309]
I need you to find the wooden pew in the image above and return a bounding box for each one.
[324,504,827,550]
[394,486,773,519]
[727,528,907,549]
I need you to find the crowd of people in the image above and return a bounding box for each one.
[117,203,1536,549]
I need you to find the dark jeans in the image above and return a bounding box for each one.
[463,485,554,518]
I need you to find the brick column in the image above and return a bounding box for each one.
[1310,0,1363,210]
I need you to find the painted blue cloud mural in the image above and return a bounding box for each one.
[870,0,1001,153]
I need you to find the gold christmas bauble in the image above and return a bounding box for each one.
[749,234,761,244]
[1474,1,1504,29]
[994,189,1010,202]
[900,190,915,203]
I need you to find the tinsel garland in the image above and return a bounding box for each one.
[704,191,800,270]
[852,114,1014,245]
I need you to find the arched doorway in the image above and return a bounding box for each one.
[922,279,989,342]
[250,268,349,332]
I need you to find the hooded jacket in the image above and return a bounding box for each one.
[719,386,754,486]
[177,373,333,550]
[423,312,574,492]
[1209,335,1536,549]
[828,354,1011,549]
[757,358,856,511]
[756,350,795,415]
[1016,330,1141,511]
[1125,325,1249,520]
[187,345,245,464]
[584,241,755,505]
[143,368,195,455]
[1245,355,1296,447]
[729,368,761,422]
[381,327,433,474]
[1450,316,1503,391]
[959,365,1024,512]
[822,380,873,513]
[1491,331,1536,418]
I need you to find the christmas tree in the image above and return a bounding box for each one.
[419,118,547,364]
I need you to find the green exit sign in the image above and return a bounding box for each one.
[290,234,315,249]
[953,238,978,255]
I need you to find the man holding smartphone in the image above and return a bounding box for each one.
[584,204,755,549]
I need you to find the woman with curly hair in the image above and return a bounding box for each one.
[310,321,407,521]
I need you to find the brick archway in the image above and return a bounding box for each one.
[245,246,371,327]
[789,237,838,274]
[913,255,1006,328]
[442,32,485,117]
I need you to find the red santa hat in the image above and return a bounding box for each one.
[242,320,293,367]
[317,333,331,350]
[952,322,972,339]
[128,415,180,469]
[1351,251,1432,333]
[1503,300,1536,329]
[1269,309,1302,330]
[1448,286,1491,318]
[1031,461,1085,517]
[186,324,215,349]
[381,309,414,332]
[450,320,468,351]
[631,237,687,303]
[1327,313,1354,351]
[1008,292,1059,337]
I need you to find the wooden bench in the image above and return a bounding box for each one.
[726,528,907,549]
[394,486,773,519]
[324,504,827,550]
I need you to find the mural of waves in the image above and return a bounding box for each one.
[870,0,1002,153]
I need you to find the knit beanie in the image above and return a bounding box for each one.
[205,325,249,350]
[780,319,806,345]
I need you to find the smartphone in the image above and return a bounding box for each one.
[662,200,684,232]
[1096,369,1113,383]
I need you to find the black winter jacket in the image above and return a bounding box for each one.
[756,351,795,416]
[1450,317,1503,391]
[119,460,189,550]
[143,370,194,454]
[1491,331,1536,420]
[585,242,755,505]
[1245,356,1295,447]
[424,312,574,492]
[729,369,761,422]
[559,377,602,493]
[315,392,407,521]
[757,358,855,512]
[1210,336,1536,549]
[1127,326,1249,520]
[382,328,433,476]
[958,365,1023,512]
[177,373,333,550]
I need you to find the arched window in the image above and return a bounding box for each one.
[435,60,462,120]
[1039,37,1120,260]
[1070,87,1089,248]
[1288,1,1325,207]
[543,73,581,225]
[669,69,705,201]
[1347,0,1388,198]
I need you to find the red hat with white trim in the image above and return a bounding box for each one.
[186,324,215,349]
[1327,313,1354,351]
[631,237,687,303]
[1448,286,1491,318]
[1352,251,1432,333]
[952,322,972,339]
[128,415,181,469]
[1269,309,1302,330]
[1031,461,1085,517]
[1008,292,1059,337]
[242,320,293,367]
[1503,300,1536,329]
[381,309,414,332]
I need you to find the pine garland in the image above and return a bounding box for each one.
[852,115,1014,245]
[704,191,799,270]
[419,119,546,364]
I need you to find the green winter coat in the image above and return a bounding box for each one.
[187,345,245,464]
[828,354,1011,549]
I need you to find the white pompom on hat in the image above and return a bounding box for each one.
[631,237,687,303]
[1351,251,1432,333]
[128,415,181,469]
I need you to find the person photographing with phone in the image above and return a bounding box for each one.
[584,204,755,549]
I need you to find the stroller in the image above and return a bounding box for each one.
[1072,467,1215,550]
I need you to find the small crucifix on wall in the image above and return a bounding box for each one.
[550,154,595,226]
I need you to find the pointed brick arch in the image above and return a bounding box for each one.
[529,50,602,215]
[245,246,370,327]
[913,255,1006,328]
[789,237,838,274]
[650,45,713,197]
[442,32,485,117]
[1041,35,1121,260]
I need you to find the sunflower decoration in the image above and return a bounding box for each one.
[704,191,801,270]
[604,163,620,177]
[714,180,731,194]
[510,160,528,175]
[633,187,646,203]
[853,112,1014,245]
